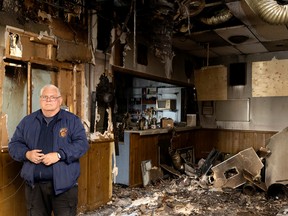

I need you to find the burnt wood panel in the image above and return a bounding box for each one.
[252,59,288,97]
[77,149,88,213]
[171,131,196,150]
[85,141,112,211]
[194,129,276,160]
[0,153,25,216]
[58,69,73,110]
[129,133,159,187]
[195,66,227,101]
[76,68,85,119]
[128,130,198,187]
[0,141,113,215]
[194,129,217,159]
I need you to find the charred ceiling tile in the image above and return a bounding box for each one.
[265,127,288,195]
[211,147,263,189]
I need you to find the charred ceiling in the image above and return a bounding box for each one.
[116,0,288,59]
[0,0,90,44]
[2,0,288,61]
[97,0,288,60]
[1,0,86,24]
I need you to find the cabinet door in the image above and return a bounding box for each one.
[129,133,159,187]
[85,142,112,209]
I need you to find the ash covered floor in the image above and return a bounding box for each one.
[79,175,288,216]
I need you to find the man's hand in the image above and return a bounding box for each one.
[41,152,60,166]
[26,149,44,164]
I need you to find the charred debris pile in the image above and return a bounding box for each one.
[81,128,288,216]
[149,128,288,199]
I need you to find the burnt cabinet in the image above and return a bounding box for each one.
[116,132,159,187]
[78,140,113,212]
[116,128,197,187]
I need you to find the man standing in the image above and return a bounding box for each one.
[8,84,89,216]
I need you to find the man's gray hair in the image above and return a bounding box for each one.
[40,84,61,96]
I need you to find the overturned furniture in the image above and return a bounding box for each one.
[265,127,288,197]
[211,147,264,189]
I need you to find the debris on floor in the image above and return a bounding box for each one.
[79,142,288,215]
[79,175,288,216]
[80,128,288,216]
[211,147,263,189]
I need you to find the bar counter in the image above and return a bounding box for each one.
[124,126,200,136]
[116,126,199,187]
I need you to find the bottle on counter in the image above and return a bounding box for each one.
[138,116,147,130]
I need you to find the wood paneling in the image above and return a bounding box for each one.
[160,129,275,161]
[194,129,276,160]
[0,153,26,216]
[171,131,195,150]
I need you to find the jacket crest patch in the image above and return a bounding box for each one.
[59,128,68,137]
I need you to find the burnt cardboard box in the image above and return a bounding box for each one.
[161,118,174,128]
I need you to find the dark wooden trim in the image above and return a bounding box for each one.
[112,65,194,87]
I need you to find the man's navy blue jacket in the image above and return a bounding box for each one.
[8,109,89,195]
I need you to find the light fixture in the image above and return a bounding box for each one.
[228,35,249,44]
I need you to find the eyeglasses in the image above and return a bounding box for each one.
[40,95,61,101]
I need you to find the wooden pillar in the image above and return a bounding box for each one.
[72,65,77,114]
[27,62,32,114]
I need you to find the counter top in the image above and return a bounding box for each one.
[125,126,200,136]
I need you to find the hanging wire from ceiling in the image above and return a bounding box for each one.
[175,0,205,19]
[175,0,205,34]
[104,0,134,54]
[133,0,136,68]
